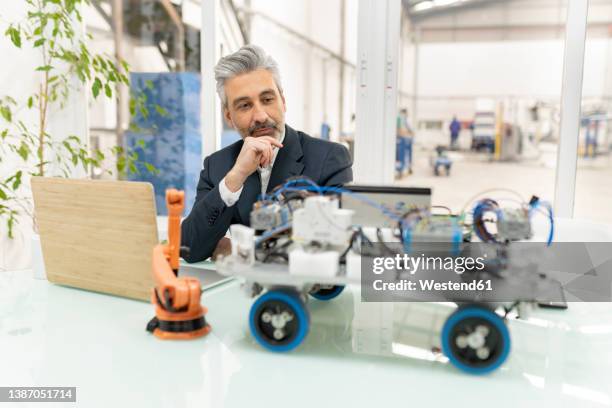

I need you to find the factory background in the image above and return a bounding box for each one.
[86,0,612,223]
[2,0,612,268]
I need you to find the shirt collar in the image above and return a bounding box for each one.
[257,126,286,173]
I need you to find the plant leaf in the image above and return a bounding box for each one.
[62,141,74,154]
[5,27,21,48]
[144,162,157,174]
[12,170,22,190]
[92,77,102,98]
[8,214,16,239]
[154,105,168,117]
[129,162,138,175]
[0,106,11,122]
[128,98,136,116]
[17,143,29,161]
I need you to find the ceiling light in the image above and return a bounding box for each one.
[433,0,462,7]
[412,1,434,12]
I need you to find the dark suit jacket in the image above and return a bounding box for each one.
[181,125,353,262]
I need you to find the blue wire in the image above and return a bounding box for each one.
[270,178,555,247]
[255,223,292,246]
[529,200,554,246]
[270,178,322,200]
[472,199,503,243]
[272,183,404,223]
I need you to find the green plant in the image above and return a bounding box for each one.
[0,0,156,238]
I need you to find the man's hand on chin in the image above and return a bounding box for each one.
[225,136,283,192]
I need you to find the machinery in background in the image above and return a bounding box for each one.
[580,111,611,158]
[429,145,452,176]
[471,111,496,153]
[524,100,558,145]
[146,189,211,340]
[496,123,523,161]
[215,178,555,374]
[471,99,524,161]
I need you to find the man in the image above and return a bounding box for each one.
[396,108,414,175]
[449,115,461,149]
[181,45,353,263]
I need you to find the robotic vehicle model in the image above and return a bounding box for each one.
[216,179,556,374]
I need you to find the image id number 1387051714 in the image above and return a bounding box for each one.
[0,387,76,402]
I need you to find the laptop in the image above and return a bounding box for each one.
[31,177,228,301]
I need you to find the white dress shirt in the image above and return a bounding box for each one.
[219,129,286,207]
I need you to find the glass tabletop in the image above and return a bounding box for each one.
[2,271,612,407]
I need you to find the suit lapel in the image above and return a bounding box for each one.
[237,171,261,226]
[266,125,305,193]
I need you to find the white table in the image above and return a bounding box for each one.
[2,218,612,408]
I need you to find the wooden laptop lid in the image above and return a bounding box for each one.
[31,177,158,301]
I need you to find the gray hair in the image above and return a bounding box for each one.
[214,44,283,107]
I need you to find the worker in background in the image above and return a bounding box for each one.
[181,45,353,263]
[320,120,331,141]
[450,115,461,150]
[396,108,414,176]
[585,119,598,158]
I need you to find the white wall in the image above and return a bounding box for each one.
[401,0,612,124]
[248,0,358,139]
[401,37,612,124]
[0,3,88,271]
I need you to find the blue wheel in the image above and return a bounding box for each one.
[441,306,510,374]
[310,285,345,301]
[249,289,310,352]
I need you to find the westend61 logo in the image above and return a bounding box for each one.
[362,242,612,303]
[372,253,487,275]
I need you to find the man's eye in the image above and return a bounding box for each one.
[238,103,250,110]
[263,97,273,104]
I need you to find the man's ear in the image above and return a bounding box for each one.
[223,108,234,128]
[281,92,287,113]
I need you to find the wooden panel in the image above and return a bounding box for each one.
[31,177,159,301]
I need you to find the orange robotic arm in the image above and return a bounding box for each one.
[146,189,211,340]
[165,189,183,273]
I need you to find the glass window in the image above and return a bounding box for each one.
[395,0,568,214]
[574,0,612,224]
[230,0,358,154]
[85,0,203,214]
